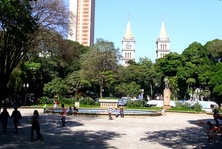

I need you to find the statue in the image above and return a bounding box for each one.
[164,77,169,89]
[163,77,171,109]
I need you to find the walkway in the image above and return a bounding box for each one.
[0,108,221,149]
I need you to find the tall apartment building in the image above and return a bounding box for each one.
[68,0,95,46]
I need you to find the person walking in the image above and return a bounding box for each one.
[120,107,124,118]
[11,107,22,134]
[68,106,73,115]
[61,104,66,126]
[114,107,119,118]
[73,106,78,116]
[31,110,43,141]
[1,107,9,134]
[108,106,113,120]
[213,108,220,127]
[43,104,47,113]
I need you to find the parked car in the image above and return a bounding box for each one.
[196,101,218,112]
[117,97,131,106]
[147,100,218,112]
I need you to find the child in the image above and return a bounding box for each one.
[68,106,73,115]
[120,107,124,118]
[43,104,47,113]
[73,106,78,116]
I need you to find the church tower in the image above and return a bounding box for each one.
[122,20,135,66]
[156,20,170,59]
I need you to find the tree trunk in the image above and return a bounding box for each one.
[100,85,103,98]
[0,78,9,107]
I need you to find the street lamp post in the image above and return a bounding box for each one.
[23,83,29,104]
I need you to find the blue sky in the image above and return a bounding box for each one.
[65,0,222,62]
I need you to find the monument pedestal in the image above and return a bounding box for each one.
[163,88,171,109]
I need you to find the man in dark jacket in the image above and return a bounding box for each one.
[11,107,22,134]
[1,107,9,134]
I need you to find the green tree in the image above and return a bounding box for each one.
[115,81,140,97]
[177,42,210,99]
[168,76,179,100]
[209,63,222,104]
[0,0,38,102]
[65,71,91,94]
[205,39,222,63]
[114,57,160,99]
[43,77,68,98]
[155,52,183,77]
[60,40,89,73]
[80,38,120,98]
[155,53,182,98]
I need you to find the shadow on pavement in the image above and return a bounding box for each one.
[0,114,121,149]
[140,118,222,149]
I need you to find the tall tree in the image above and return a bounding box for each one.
[178,42,211,99]
[80,39,120,98]
[20,0,70,98]
[205,39,222,63]
[0,0,38,102]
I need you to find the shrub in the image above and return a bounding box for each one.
[175,101,183,108]
[127,100,146,108]
[175,101,192,110]
[192,102,202,112]
[183,102,192,109]
[59,97,76,105]
[93,100,100,106]
[39,96,53,104]
[79,97,94,105]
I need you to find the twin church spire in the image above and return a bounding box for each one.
[156,20,170,59]
[122,19,170,65]
[122,20,135,66]
[158,20,168,40]
[124,21,133,39]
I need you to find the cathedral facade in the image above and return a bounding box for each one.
[121,20,171,65]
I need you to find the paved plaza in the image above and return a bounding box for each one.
[0,108,222,149]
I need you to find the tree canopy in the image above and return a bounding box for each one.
[0,0,38,101]
[80,38,120,98]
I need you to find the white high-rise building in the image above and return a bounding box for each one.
[68,0,95,46]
